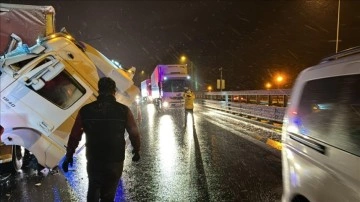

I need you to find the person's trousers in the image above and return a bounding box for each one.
[185,108,194,125]
[87,161,124,202]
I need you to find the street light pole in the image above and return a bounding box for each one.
[336,0,341,53]
[219,67,223,92]
[190,61,195,90]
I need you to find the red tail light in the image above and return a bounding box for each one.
[0,125,3,135]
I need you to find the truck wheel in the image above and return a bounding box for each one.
[155,99,162,112]
[12,145,24,171]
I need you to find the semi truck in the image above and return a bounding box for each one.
[150,64,190,110]
[0,3,139,172]
[140,79,152,103]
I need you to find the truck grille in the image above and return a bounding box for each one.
[170,96,183,100]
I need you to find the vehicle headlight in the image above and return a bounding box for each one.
[163,101,169,108]
[135,95,140,104]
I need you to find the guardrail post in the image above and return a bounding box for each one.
[284,95,288,107]
[268,95,272,106]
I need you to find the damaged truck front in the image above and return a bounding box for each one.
[0,3,139,171]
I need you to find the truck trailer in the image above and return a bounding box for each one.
[150,64,190,111]
[0,3,55,53]
[140,79,152,103]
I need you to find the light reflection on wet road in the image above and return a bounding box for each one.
[0,103,282,201]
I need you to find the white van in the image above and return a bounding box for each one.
[281,47,360,202]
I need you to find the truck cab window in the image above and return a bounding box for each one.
[30,70,86,109]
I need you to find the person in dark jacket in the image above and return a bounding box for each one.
[62,77,141,202]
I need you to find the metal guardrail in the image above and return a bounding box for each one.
[198,89,291,96]
[200,99,286,123]
[198,99,285,147]
[196,89,290,123]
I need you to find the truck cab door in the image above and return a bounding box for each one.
[21,55,92,132]
[1,54,93,167]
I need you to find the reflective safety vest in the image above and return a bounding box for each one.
[183,91,195,109]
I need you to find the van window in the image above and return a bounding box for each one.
[297,74,360,156]
[31,70,86,109]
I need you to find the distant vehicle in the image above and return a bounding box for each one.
[281,47,360,202]
[150,64,190,111]
[140,79,152,103]
[0,3,139,171]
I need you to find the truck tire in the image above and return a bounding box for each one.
[155,99,162,112]
[11,145,24,171]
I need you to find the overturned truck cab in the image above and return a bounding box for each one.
[0,25,139,171]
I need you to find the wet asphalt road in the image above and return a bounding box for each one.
[0,103,283,201]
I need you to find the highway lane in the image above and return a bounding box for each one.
[0,103,282,201]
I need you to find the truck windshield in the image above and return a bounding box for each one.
[162,79,187,92]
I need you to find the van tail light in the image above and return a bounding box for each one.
[0,125,4,143]
[0,125,3,136]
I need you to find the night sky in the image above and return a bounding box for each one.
[3,1,360,90]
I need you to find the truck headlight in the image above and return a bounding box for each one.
[135,95,140,104]
[163,101,169,108]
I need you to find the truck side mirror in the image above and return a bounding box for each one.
[21,57,64,91]
[41,62,64,81]
[31,78,45,91]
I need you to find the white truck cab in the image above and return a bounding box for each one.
[150,64,190,111]
[0,31,139,170]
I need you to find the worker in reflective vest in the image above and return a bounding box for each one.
[183,88,195,127]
